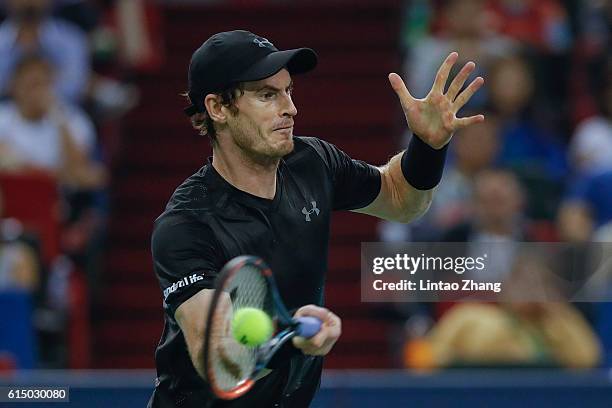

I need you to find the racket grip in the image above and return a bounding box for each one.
[295,316,322,338]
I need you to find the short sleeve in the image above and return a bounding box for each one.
[304,137,381,211]
[65,106,96,155]
[0,104,11,141]
[151,212,224,318]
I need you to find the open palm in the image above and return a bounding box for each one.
[389,52,485,149]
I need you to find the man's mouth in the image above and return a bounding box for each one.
[273,123,294,132]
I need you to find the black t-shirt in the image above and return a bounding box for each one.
[149,137,381,408]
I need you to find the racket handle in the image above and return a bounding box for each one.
[295,316,322,338]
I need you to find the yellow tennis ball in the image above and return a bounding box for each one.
[231,307,273,347]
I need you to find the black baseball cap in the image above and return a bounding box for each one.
[184,30,318,116]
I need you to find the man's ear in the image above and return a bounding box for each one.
[204,94,227,124]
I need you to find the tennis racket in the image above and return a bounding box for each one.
[203,255,322,400]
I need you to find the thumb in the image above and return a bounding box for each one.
[388,73,415,108]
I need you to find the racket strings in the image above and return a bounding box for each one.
[209,264,273,391]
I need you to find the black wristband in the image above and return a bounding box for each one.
[400,134,449,190]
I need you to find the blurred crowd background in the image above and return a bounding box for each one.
[381,0,612,371]
[0,0,610,380]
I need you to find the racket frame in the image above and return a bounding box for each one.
[203,255,305,400]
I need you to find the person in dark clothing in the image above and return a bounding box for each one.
[149,30,485,407]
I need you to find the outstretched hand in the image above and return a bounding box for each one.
[389,52,485,149]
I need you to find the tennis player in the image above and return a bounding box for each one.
[148,30,484,407]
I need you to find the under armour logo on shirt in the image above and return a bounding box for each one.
[253,38,274,48]
[302,201,320,222]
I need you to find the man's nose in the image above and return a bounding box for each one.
[281,93,297,117]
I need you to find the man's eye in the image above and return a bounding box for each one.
[262,92,275,99]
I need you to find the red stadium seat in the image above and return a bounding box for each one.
[0,171,60,263]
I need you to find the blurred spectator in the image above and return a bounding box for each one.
[422,301,601,369]
[569,117,612,177]
[0,0,140,122]
[404,0,515,108]
[488,54,568,219]
[442,169,526,241]
[558,170,612,243]
[569,62,612,177]
[489,0,574,135]
[487,0,572,54]
[0,0,90,103]
[566,0,610,125]
[111,0,164,72]
[0,241,38,291]
[577,0,611,54]
[0,54,106,189]
[0,225,39,292]
[408,249,602,370]
[559,64,612,243]
[0,54,108,311]
[489,54,567,179]
[441,169,527,282]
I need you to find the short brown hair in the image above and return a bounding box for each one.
[183,84,244,143]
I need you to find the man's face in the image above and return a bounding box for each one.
[224,69,297,161]
[13,61,54,119]
[454,119,499,172]
[490,58,533,116]
[474,172,523,227]
[445,0,486,38]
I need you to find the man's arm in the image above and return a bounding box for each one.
[354,152,432,223]
[174,288,216,380]
[175,289,341,381]
[355,52,484,223]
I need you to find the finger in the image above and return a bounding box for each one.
[294,304,330,321]
[452,76,484,112]
[308,314,341,347]
[446,61,475,101]
[454,114,485,129]
[292,330,326,352]
[305,327,329,349]
[300,331,338,355]
[432,52,458,95]
[388,73,415,108]
[323,311,341,334]
[292,336,323,356]
[292,335,309,350]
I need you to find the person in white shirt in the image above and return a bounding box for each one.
[0,54,106,189]
[0,0,90,102]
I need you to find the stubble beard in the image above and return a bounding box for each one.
[228,114,294,167]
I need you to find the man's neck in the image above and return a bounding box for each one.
[211,143,279,200]
[16,104,46,122]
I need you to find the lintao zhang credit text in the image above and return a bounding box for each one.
[372,279,502,293]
